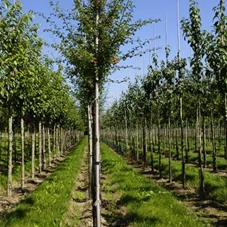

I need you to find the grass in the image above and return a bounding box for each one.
[101,143,204,227]
[152,154,227,203]
[106,138,227,203]
[0,137,87,227]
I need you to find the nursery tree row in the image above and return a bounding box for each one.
[102,0,227,200]
[0,0,84,197]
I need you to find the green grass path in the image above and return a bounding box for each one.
[101,143,205,227]
[0,137,87,227]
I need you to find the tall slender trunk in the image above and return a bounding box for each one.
[61,128,66,155]
[211,112,217,172]
[148,124,152,170]
[31,125,35,180]
[53,124,56,159]
[93,76,101,227]
[197,101,205,199]
[157,108,162,178]
[13,130,17,165]
[38,122,42,173]
[124,108,128,155]
[0,132,2,166]
[180,97,185,189]
[42,125,46,170]
[202,116,207,168]
[21,118,25,189]
[136,122,139,161]
[88,105,93,200]
[47,127,51,166]
[224,93,227,159]
[93,5,101,226]
[185,119,189,163]
[56,125,60,158]
[143,118,147,166]
[8,114,13,196]
[59,127,62,156]
[151,123,154,172]
[168,117,172,183]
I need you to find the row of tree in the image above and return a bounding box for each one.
[0,0,84,196]
[102,0,227,200]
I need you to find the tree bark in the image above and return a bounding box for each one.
[47,127,51,166]
[197,103,205,199]
[168,117,172,183]
[31,125,35,180]
[42,125,46,170]
[88,105,93,200]
[180,97,185,189]
[211,112,217,172]
[142,118,147,166]
[21,118,25,189]
[38,122,42,173]
[202,116,207,168]
[7,114,13,196]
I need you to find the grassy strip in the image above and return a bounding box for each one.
[0,137,87,227]
[101,143,204,227]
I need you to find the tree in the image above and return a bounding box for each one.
[181,0,206,199]
[46,1,158,225]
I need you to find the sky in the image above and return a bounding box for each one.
[16,0,227,107]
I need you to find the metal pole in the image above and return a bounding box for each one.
[177,0,180,56]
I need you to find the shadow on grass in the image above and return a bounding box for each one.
[215,218,227,227]
[116,193,150,206]
[2,207,30,226]
[102,198,159,227]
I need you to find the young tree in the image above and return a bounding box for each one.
[46,1,158,225]
[181,0,206,199]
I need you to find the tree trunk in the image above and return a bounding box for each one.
[151,125,154,173]
[142,118,147,166]
[93,6,101,224]
[56,125,60,158]
[53,124,56,159]
[158,108,162,178]
[211,112,217,172]
[88,105,93,200]
[7,114,13,196]
[42,125,46,170]
[197,104,205,199]
[47,127,51,166]
[175,128,179,160]
[224,93,227,159]
[180,97,185,189]
[38,122,42,173]
[31,125,35,180]
[185,119,189,163]
[168,117,172,183]
[202,116,207,168]
[124,108,128,156]
[21,118,25,189]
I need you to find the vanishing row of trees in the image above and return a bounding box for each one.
[102,0,227,200]
[0,0,84,196]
